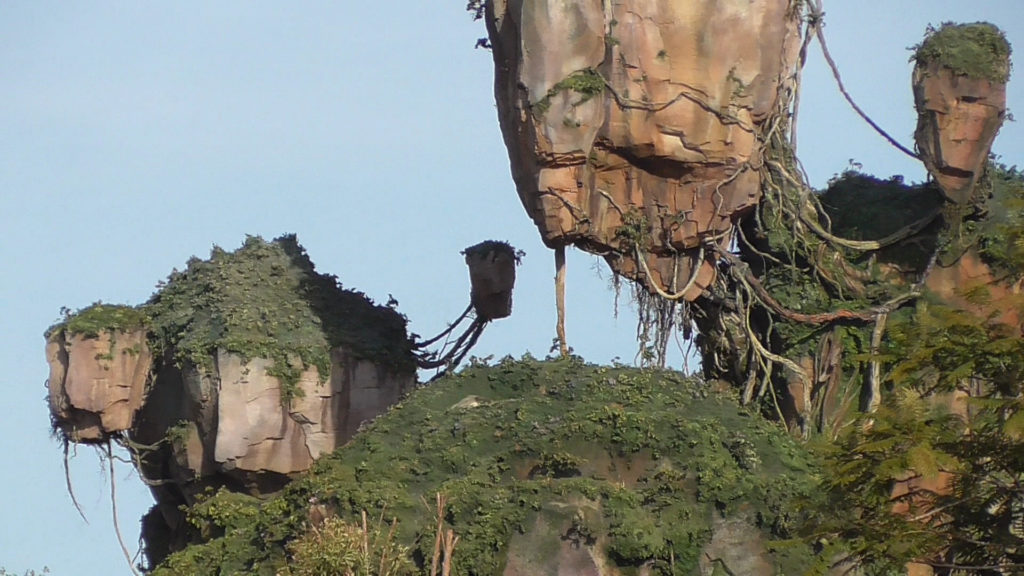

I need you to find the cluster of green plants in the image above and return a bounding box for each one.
[284,515,414,576]
[813,294,1024,571]
[460,240,525,264]
[51,235,414,405]
[976,161,1024,277]
[149,356,822,575]
[46,302,149,339]
[912,21,1012,82]
[532,68,605,117]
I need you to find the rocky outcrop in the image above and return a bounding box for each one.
[486,0,801,299]
[913,23,1010,204]
[464,240,520,320]
[45,236,419,566]
[148,358,828,575]
[132,347,413,488]
[133,346,413,563]
[914,63,1007,204]
[46,329,152,442]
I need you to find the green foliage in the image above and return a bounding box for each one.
[460,240,524,264]
[47,302,149,339]
[614,208,651,251]
[285,516,414,576]
[153,357,822,574]
[912,22,1012,82]
[812,389,961,573]
[186,488,263,541]
[146,235,413,404]
[532,68,605,117]
[815,298,1024,571]
[977,162,1024,276]
[819,171,944,271]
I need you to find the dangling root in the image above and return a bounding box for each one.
[64,439,89,524]
[106,439,143,576]
[416,315,489,381]
[808,0,919,160]
[414,303,473,349]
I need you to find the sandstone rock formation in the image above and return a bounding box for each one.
[46,329,152,442]
[133,346,413,563]
[45,236,418,565]
[486,0,801,299]
[913,23,1010,204]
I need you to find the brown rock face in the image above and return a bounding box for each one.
[133,347,413,565]
[46,330,152,442]
[914,62,1007,204]
[487,0,801,298]
[131,347,413,545]
[47,329,413,564]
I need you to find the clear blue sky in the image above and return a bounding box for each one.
[1,2,1021,574]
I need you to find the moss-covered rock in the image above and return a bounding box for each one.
[912,22,1012,83]
[47,302,149,339]
[976,162,1024,277]
[150,357,823,575]
[146,234,414,399]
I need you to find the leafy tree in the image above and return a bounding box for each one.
[815,297,1024,572]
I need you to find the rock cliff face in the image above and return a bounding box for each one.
[913,23,1011,204]
[486,0,801,298]
[45,236,416,565]
[47,330,152,442]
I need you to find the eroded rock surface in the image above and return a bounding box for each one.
[132,346,413,560]
[45,237,419,566]
[914,63,1007,204]
[487,0,801,298]
[912,23,1011,204]
[46,329,152,442]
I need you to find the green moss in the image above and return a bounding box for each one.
[152,357,823,574]
[912,22,1012,82]
[146,235,413,403]
[614,208,651,251]
[976,162,1024,276]
[461,240,524,264]
[187,487,263,540]
[47,302,149,339]
[532,68,605,117]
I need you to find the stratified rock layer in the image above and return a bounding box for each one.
[487,0,801,298]
[133,346,413,562]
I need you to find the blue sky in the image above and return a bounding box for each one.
[1,2,1022,574]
